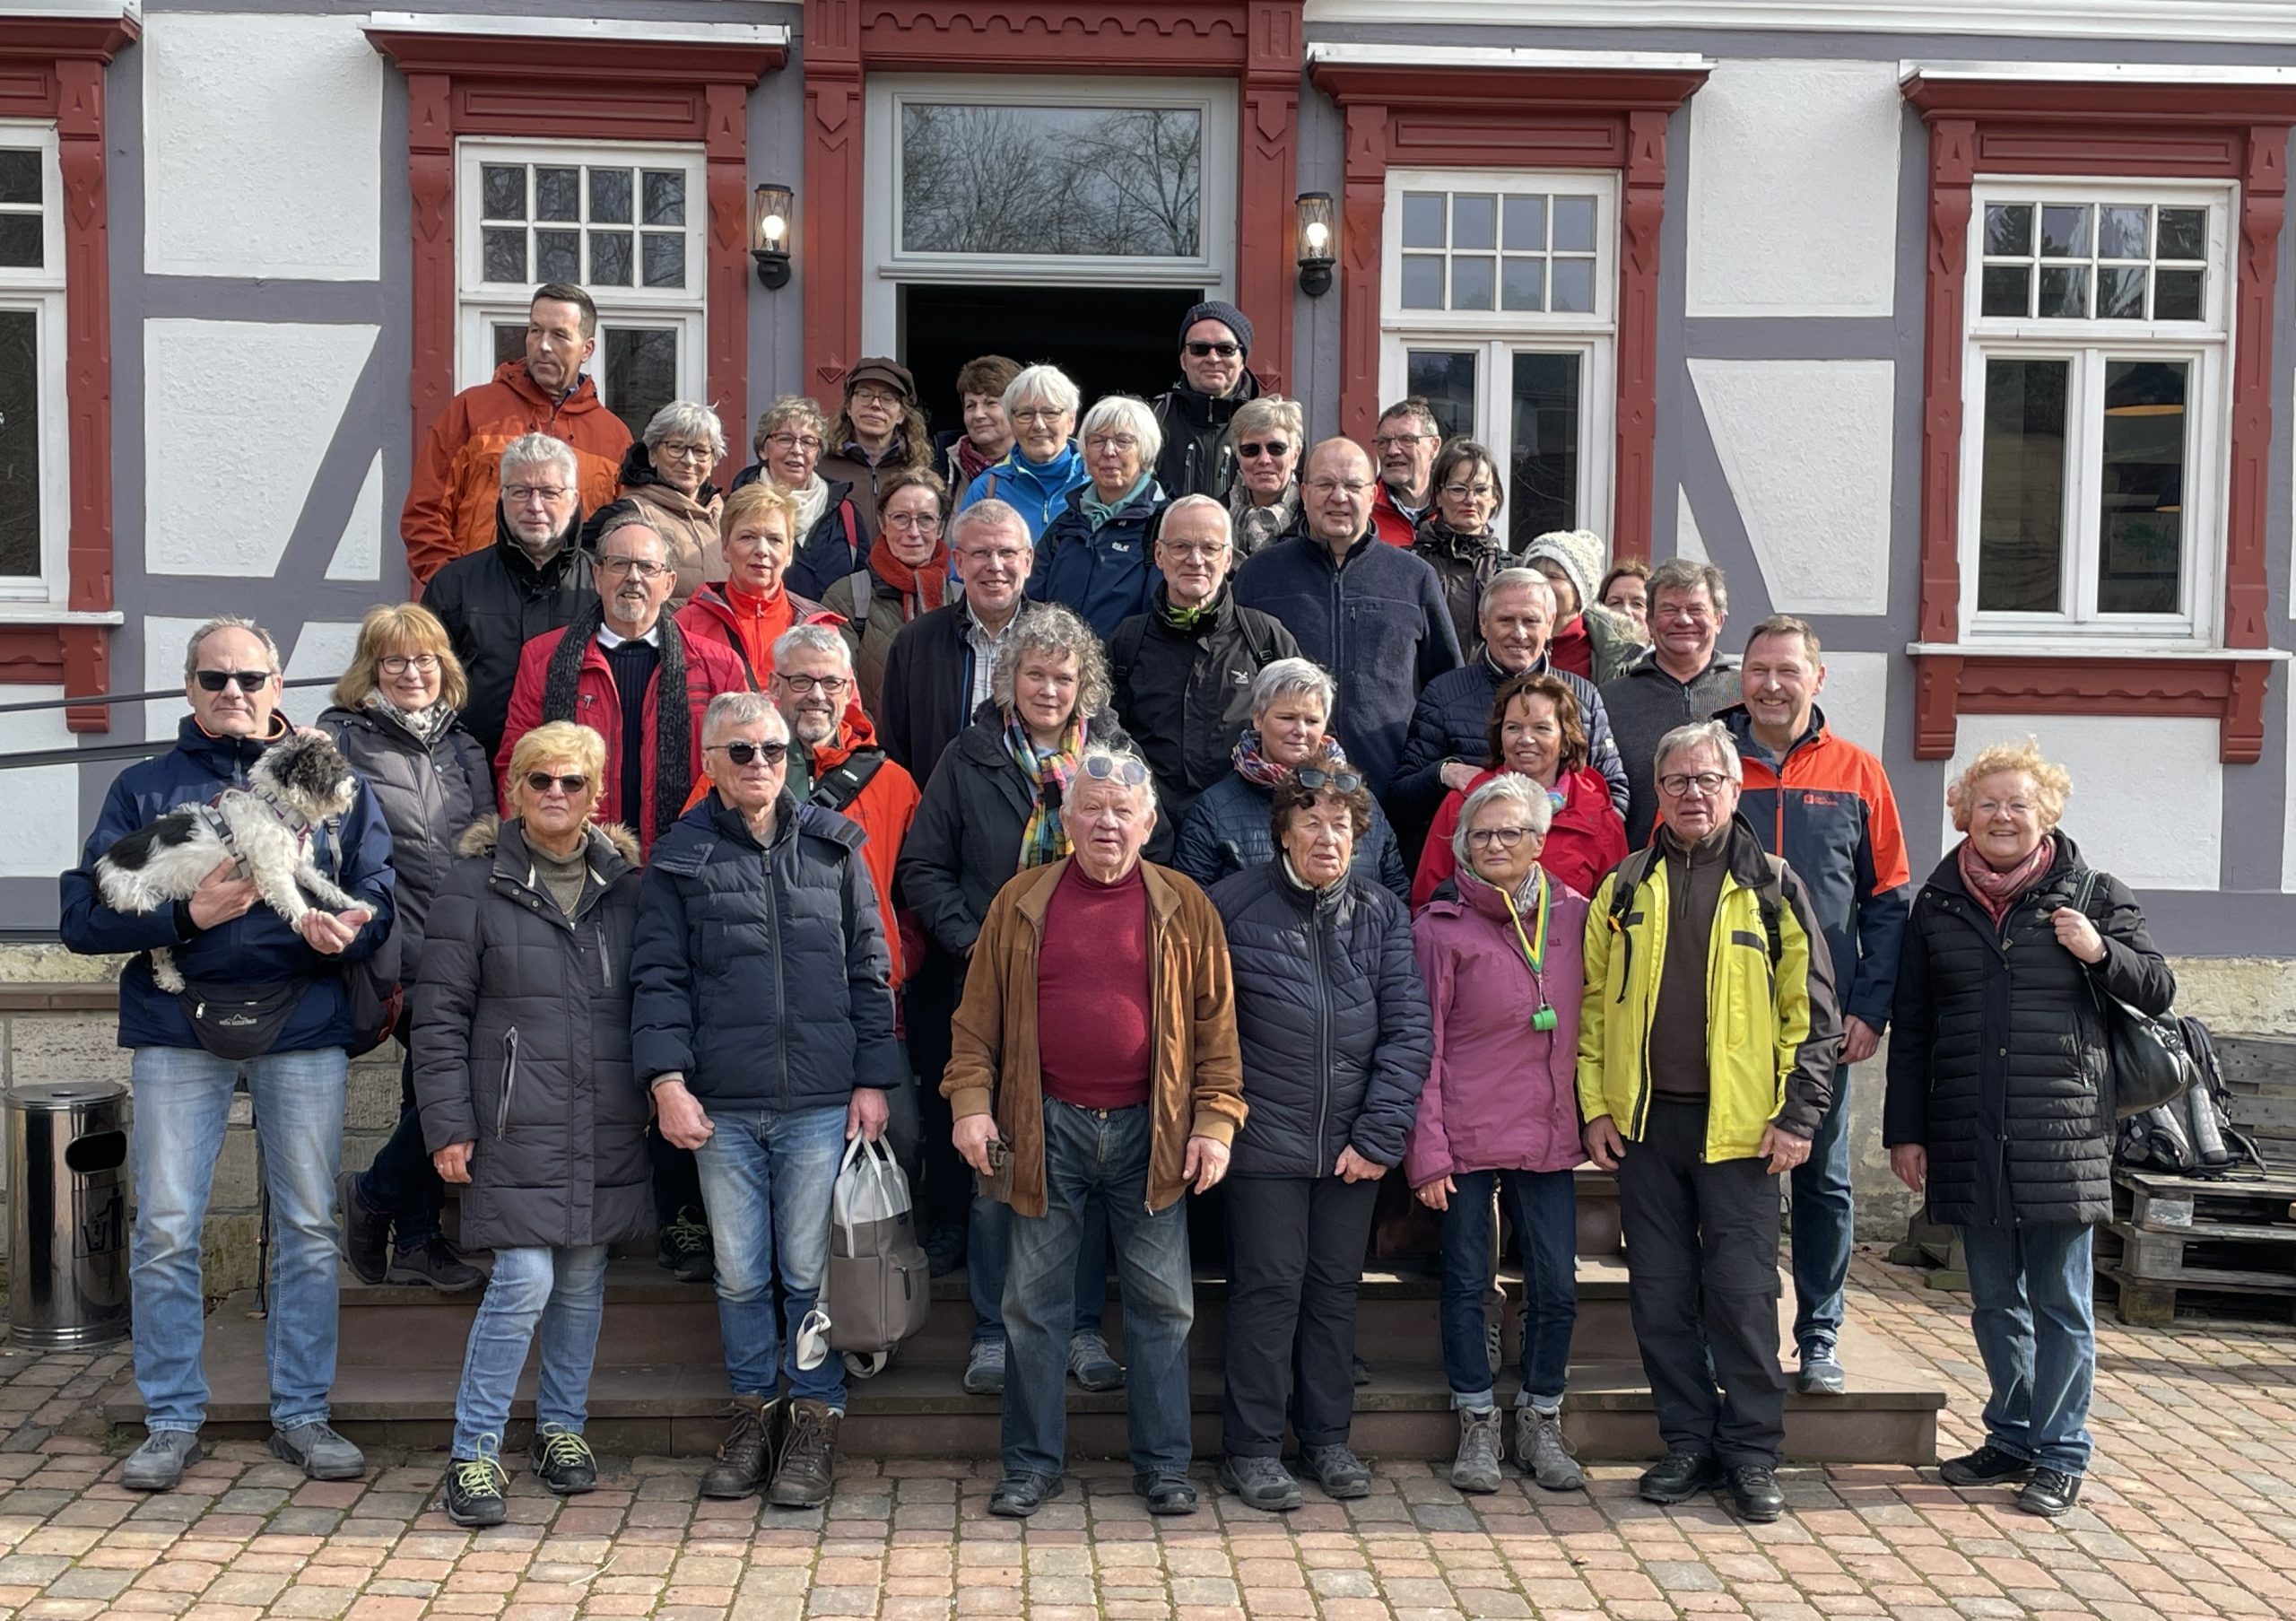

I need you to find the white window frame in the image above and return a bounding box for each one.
[1957,175,2235,647]
[0,123,68,606]
[860,74,1236,353]
[1377,168,1618,544]
[453,138,708,423]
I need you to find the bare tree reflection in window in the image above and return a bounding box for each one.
[900,104,1202,257]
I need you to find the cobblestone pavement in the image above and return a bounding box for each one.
[1,1251,2292,1619]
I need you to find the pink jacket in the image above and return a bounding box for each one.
[1406,865,1589,1187]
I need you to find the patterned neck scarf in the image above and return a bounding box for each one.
[363,691,450,744]
[1006,710,1085,871]
[1231,728,1349,791]
[1959,832,2057,926]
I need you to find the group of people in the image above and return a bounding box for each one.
[59,277,2172,1533]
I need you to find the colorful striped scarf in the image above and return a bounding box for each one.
[1006,710,1085,871]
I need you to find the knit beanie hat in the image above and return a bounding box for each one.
[1521,528,1608,614]
[1178,300,1254,357]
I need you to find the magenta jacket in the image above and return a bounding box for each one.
[1406,866,1589,1187]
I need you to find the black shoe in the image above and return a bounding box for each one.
[1299,1443,1371,1501]
[1939,1443,2032,1487]
[1638,1450,1724,1504]
[658,1207,715,1284]
[1135,1471,1198,1515]
[442,1456,507,1527]
[698,1396,778,1500]
[766,1400,840,1510]
[527,1425,596,1495]
[1352,1355,1371,1387]
[1726,1464,1784,1522]
[336,1170,388,1285]
[2016,1467,2082,1518]
[924,1222,967,1278]
[386,1235,483,1293]
[987,1471,1063,1517]
[1218,1455,1303,1512]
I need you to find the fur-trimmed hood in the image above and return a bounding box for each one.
[458,814,641,867]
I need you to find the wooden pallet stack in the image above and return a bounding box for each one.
[2099,1165,2296,1326]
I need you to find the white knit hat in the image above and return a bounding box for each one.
[1521,529,1608,613]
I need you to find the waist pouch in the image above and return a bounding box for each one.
[176,980,301,1061]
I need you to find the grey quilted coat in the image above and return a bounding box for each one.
[411,816,652,1251]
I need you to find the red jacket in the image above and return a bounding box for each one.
[673,583,843,690]
[494,624,750,855]
[1413,764,1628,909]
[1370,479,1423,547]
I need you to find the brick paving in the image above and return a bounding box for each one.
[2,1250,2292,1618]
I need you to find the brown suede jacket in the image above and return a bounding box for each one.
[941,857,1248,1217]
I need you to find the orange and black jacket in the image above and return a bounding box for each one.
[1717,703,1910,1032]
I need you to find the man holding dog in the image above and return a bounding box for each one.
[59,616,396,1492]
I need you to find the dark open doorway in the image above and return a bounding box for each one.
[900,283,1202,438]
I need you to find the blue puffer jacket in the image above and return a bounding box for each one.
[1391,656,1630,820]
[1208,859,1432,1178]
[630,791,901,1109]
[1230,532,1462,797]
[1027,479,1169,640]
[59,717,397,1053]
[958,444,1091,541]
[1172,770,1409,905]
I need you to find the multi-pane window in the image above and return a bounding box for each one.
[1382,171,1615,548]
[456,142,706,440]
[0,126,64,598]
[1963,181,2231,641]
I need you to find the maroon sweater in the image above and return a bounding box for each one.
[1035,858,1153,1111]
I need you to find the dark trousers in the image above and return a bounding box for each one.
[1617,1099,1787,1468]
[649,1130,703,1223]
[356,1046,444,1250]
[1437,1168,1577,1409]
[906,954,972,1232]
[1220,1173,1379,1457]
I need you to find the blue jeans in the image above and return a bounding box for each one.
[354,1049,443,1250]
[1959,1222,2096,1476]
[128,1044,345,1433]
[969,1194,1110,1346]
[694,1102,849,1407]
[1002,1100,1194,1481]
[451,1243,608,1459]
[1789,1061,1855,1352]
[1437,1169,1578,1411]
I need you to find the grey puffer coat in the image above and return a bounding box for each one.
[412,817,651,1251]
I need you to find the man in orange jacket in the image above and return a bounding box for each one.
[402,282,631,585]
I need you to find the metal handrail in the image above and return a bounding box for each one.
[0,678,333,717]
[0,679,338,771]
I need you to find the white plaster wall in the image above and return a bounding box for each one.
[0,688,86,879]
[1686,59,1901,318]
[1814,649,1888,759]
[285,623,363,696]
[144,13,383,282]
[1940,715,2221,891]
[325,453,384,583]
[1674,485,1709,563]
[1690,358,1894,616]
[144,320,378,578]
[141,615,208,752]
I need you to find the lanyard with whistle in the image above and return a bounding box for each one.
[1500,872,1560,1033]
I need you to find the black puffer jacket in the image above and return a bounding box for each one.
[631,791,903,1109]
[421,507,597,760]
[1109,586,1300,828]
[1884,834,2174,1228]
[1174,769,1409,905]
[317,702,491,986]
[411,818,650,1251]
[896,702,1153,960]
[1208,859,1432,1178]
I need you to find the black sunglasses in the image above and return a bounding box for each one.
[1236,440,1291,459]
[1295,768,1364,794]
[709,740,789,767]
[524,771,588,795]
[1185,341,1241,358]
[194,669,273,693]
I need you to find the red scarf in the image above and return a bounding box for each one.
[866,534,949,621]
[1959,832,2057,926]
[952,436,999,488]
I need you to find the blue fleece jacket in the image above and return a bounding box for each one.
[957,443,1091,541]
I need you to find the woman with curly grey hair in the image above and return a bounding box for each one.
[582,400,728,606]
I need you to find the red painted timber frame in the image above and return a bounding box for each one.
[0,13,137,730]
[801,0,1304,400]
[1903,71,2296,764]
[365,27,787,488]
[1307,61,1708,563]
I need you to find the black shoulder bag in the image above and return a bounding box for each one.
[2070,867,2196,1119]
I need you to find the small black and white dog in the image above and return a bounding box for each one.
[96,732,368,992]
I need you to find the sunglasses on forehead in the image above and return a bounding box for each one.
[195,668,274,693]
[708,739,789,767]
[1295,767,1364,794]
[1081,754,1150,787]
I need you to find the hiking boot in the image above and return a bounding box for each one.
[1796,1340,1848,1396]
[766,1399,839,1509]
[2017,1466,2082,1518]
[268,1421,365,1481]
[1067,1331,1123,1391]
[962,1339,1005,1396]
[387,1235,483,1293]
[1450,1408,1503,1494]
[441,1455,508,1527]
[120,1430,203,1492]
[698,1395,779,1500]
[1352,1355,1371,1387]
[924,1221,966,1278]
[1638,1450,1724,1504]
[1218,1454,1303,1512]
[1299,1443,1370,1500]
[527,1425,596,1495]
[658,1206,714,1283]
[336,1170,388,1285]
[1939,1442,2031,1486]
[1727,1463,1785,1522]
[1514,1407,1583,1492]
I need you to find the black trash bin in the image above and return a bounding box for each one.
[6,1080,131,1350]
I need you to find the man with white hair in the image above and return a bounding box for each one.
[631,690,901,1510]
[944,745,1247,1519]
[1578,719,1840,1525]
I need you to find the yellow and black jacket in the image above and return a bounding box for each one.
[1577,815,1842,1162]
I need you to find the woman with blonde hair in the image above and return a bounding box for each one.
[1886,737,2173,1520]
[324,603,490,1294]
[674,482,843,690]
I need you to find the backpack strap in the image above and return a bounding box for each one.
[1754,854,1786,971]
[1605,843,1665,936]
[1239,608,1283,671]
[839,500,861,570]
[1107,616,1150,693]
[810,747,887,814]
